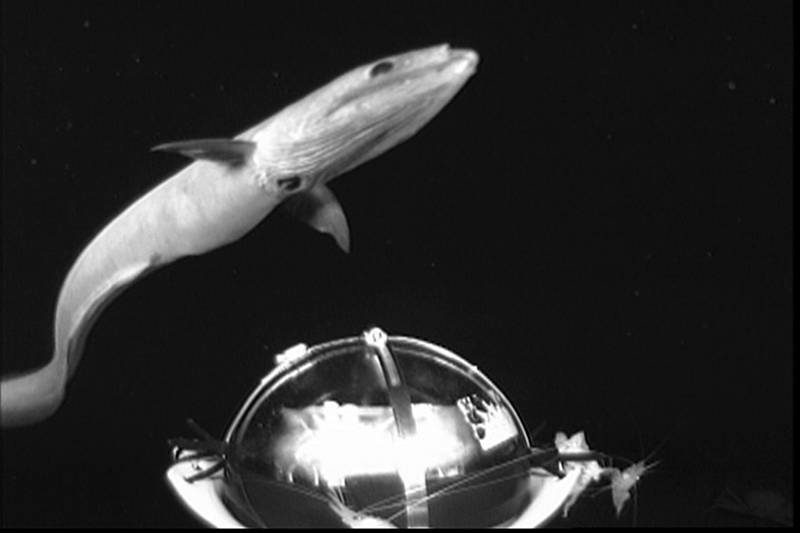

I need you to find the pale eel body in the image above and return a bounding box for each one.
[1,44,478,427]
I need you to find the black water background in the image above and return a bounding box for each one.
[2,1,792,527]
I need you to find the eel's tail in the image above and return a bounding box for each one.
[1,358,67,427]
[1,252,156,427]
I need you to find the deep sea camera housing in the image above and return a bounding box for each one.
[167,327,603,528]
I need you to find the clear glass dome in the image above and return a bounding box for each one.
[217,328,537,528]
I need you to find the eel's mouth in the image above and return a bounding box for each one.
[436,46,480,77]
[387,44,479,87]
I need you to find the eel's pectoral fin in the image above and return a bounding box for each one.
[151,138,257,166]
[283,184,351,252]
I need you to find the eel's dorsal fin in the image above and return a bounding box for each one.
[283,184,351,253]
[152,138,256,166]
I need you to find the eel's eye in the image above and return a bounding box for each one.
[369,61,394,78]
[277,176,302,192]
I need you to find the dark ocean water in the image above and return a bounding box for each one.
[2,1,792,527]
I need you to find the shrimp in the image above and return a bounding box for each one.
[600,436,665,519]
[606,459,659,516]
[557,431,606,518]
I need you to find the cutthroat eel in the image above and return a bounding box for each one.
[1,44,479,427]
